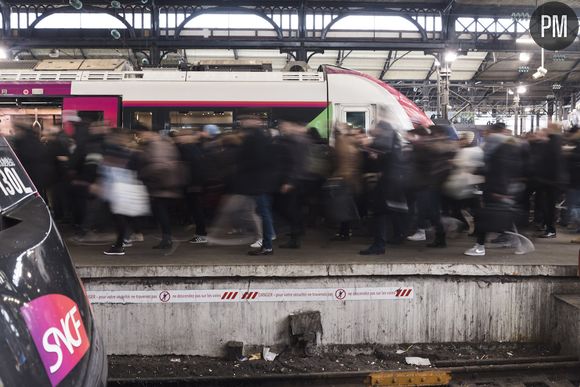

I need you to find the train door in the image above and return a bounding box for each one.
[337,104,375,132]
[62,96,121,134]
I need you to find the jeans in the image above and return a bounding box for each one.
[255,194,274,250]
[416,189,444,234]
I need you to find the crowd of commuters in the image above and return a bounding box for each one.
[4,113,580,257]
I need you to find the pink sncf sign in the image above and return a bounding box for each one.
[20,294,90,387]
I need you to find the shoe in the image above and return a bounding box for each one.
[537,231,556,238]
[104,246,125,256]
[122,239,133,248]
[427,232,446,248]
[248,248,273,256]
[464,244,485,256]
[359,246,385,255]
[250,239,263,248]
[153,241,173,249]
[279,240,300,249]
[407,229,426,241]
[331,234,350,241]
[128,233,144,243]
[189,235,208,244]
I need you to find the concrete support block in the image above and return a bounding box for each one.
[552,294,580,358]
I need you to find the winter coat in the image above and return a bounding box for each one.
[535,134,568,188]
[567,133,580,189]
[231,128,278,195]
[11,129,53,192]
[368,128,407,213]
[411,137,456,190]
[138,137,186,198]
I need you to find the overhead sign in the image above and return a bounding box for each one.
[87,287,415,304]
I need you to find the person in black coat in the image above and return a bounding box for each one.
[464,123,524,256]
[359,121,408,255]
[11,124,53,200]
[232,117,278,256]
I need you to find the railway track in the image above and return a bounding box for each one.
[108,356,580,387]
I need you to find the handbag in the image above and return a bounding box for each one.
[106,167,151,217]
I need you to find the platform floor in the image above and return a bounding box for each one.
[69,228,580,278]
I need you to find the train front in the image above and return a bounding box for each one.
[0,136,107,387]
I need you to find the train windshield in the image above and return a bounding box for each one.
[0,137,37,213]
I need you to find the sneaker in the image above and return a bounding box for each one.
[537,231,556,238]
[407,229,426,241]
[122,240,133,248]
[104,246,125,256]
[248,248,273,256]
[128,233,144,243]
[250,239,263,248]
[464,244,485,256]
[189,235,208,244]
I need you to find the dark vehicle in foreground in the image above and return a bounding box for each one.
[0,136,106,386]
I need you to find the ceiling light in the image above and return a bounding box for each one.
[519,52,530,62]
[444,51,457,63]
[517,85,527,94]
[508,89,514,95]
[48,48,60,58]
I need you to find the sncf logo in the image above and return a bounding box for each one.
[20,294,90,386]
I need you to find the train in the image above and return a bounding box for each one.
[0,65,432,137]
[0,136,107,386]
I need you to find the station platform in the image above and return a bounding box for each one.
[71,229,580,357]
[71,231,580,278]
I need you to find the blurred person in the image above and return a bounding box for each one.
[174,129,209,244]
[565,127,580,243]
[44,125,72,222]
[534,123,568,238]
[330,124,363,241]
[359,121,408,255]
[228,116,277,256]
[464,123,525,256]
[276,121,315,249]
[136,129,187,251]
[69,120,111,240]
[101,128,150,256]
[406,125,457,247]
[11,121,53,200]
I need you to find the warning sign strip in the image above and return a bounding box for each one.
[87,287,414,304]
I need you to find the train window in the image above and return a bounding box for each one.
[345,111,366,129]
[131,111,153,130]
[168,111,233,131]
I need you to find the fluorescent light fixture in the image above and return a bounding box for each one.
[516,36,535,44]
[525,107,531,112]
[0,48,7,60]
[444,51,458,63]
[508,89,514,95]
[519,52,530,62]
[517,85,527,94]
